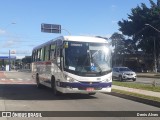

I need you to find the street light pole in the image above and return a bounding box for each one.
[145,24,160,73]
[9,50,11,71]
[1,22,16,30]
[145,24,160,33]
[153,37,157,73]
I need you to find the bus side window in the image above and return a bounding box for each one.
[50,44,56,60]
[57,48,60,57]
[56,46,64,69]
[54,48,57,58]
[44,46,50,61]
[50,49,55,60]
[32,51,36,62]
[41,48,45,61]
[37,49,41,61]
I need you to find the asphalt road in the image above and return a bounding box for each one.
[0,71,160,120]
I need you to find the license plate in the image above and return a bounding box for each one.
[86,88,94,91]
[128,77,133,78]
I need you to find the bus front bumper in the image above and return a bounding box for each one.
[57,82,112,93]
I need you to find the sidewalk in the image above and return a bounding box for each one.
[112,85,160,98]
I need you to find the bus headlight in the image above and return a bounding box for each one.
[65,76,78,83]
[101,77,112,82]
[108,76,112,82]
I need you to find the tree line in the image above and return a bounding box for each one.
[110,0,160,69]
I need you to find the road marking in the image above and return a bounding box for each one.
[0,78,33,81]
[18,78,23,81]
[0,78,35,84]
[1,78,5,81]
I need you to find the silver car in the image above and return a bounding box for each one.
[112,67,136,81]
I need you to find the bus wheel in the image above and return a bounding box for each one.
[51,77,61,96]
[36,74,43,88]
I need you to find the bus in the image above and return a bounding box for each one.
[32,36,112,95]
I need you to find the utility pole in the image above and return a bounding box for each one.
[153,37,157,73]
[145,24,160,73]
[9,50,11,71]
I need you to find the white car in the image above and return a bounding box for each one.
[112,67,136,81]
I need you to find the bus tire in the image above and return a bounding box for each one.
[51,76,61,96]
[36,74,43,88]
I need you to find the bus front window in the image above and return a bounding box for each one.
[64,41,111,76]
[64,42,88,71]
[90,45,111,73]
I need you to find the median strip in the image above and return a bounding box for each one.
[108,81,160,107]
[109,89,160,108]
[112,81,160,92]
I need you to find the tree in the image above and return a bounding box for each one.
[22,56,32,64]
[110,32,125,54]
[110,33,130,66]
[118,0,160,68]
[110,32,137,55]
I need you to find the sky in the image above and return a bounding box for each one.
[0,0,154,59]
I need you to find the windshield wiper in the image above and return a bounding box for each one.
[77,49,98,75]
[91,55,103,75]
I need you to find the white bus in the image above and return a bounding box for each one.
[32,36,112,95]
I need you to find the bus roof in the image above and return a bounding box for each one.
[62,36,108,43]
[33,36,108,51]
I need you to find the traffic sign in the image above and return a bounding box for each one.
[41,23,61,33]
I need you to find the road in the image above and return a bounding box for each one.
[0,71,160,120]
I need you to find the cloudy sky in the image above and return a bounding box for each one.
[0,0,152,59]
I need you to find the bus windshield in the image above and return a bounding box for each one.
[64,41,111,76]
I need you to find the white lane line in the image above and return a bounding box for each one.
[0,78,34,81]
[18,78,23,81]
[26,78,31,81]
[1,78,6,81]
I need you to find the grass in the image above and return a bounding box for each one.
[112,89,160,103]
[112,80,160,104]
[112,81,160,92]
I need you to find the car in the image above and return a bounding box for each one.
[112,67,136,81]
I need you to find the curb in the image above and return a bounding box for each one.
[106,92,160,108]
